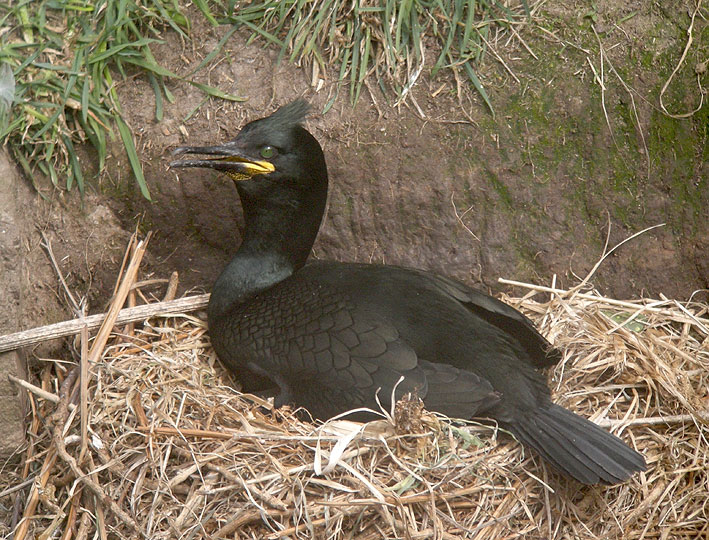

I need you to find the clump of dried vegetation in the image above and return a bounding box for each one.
[1,236,707,539]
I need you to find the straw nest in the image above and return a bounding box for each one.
[2,254,708,539]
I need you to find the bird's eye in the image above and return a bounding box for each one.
[260,146,276,159]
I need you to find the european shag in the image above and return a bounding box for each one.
[170,100,646,485]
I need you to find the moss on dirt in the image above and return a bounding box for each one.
[486,2,707,252]
[484,169,514,210]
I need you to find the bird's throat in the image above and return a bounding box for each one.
[208,252,295,321]
[208,182,325,321]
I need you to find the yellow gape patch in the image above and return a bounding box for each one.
[228,171,252,181]
[222,157,275,180]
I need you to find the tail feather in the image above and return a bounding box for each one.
[542,405,646,475]
[507,404,646,485]
[513,415,602,484]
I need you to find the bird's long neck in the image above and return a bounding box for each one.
[208,180,326,321]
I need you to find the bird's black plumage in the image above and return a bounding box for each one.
[170,100,646,485]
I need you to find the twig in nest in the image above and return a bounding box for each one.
[12,368,80,540]
[497,278,707,325]
[12,447,58,540]
[186,454,288,511]
[0,293,210,353]
[596,412,708,429]
[0,477,35,499]
[50,369,142,535]
[214,508,290,538]
[137,425,233,440]
[162,271,179,302]
[7,374,75,410]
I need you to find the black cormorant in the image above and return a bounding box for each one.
[170,100,646,485]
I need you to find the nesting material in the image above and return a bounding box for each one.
[3,269,708,539]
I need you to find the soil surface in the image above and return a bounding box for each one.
[6,0,709,337]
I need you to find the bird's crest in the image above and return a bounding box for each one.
[266,99,310,129]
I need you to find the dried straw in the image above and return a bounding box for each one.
[2,250,708,539]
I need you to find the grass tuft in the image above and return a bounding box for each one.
[0,0,241,199]
[1,1,532,197]
[226,0,531,114]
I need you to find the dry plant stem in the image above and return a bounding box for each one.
[0,477,35,499]
[316,484,488,507]
[11,447,58,540]
[170,447,288,511]
[59,489,82,540]
[451,193,480,241]
[172,471,218,532]
[95,491,108,540]
[497,279,708,325]
[137,425,234,440]
[111,231,133,299]
[214,508,290,537]
[40,230,83,317]
[13,383,45,533]
[123,286,136,336]
[266,511,352,539]
[659,0,705,118]
[75,511,91,540]
[509,25,538,59]
[163,271,179,302]
[575,221,666,293]
[36,236,150,538]
[134,394,288,511]
[16,367,78,540]
[590,27,651,179]
[131,392,150,427]
[88,234,149,365]
[0,293,210,353]
[79,325,89,462]
[587,29,617,150]
[52,376,141,535]
[596,413,706,429]
[477,31,521,83]
[210,464,287,511]
[135,424,375,444]
[7,373,76,410]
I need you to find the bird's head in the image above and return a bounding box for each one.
[169,99,327,193]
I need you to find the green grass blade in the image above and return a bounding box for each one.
[162,82,175,104]
[185,24,239,77]
[115,115,151,200]
[87,115,107,172]
[462,0,476,55]
[232,18,285,48]
[354,27,371,103]
[192,0,218,26]
[463,61,494,117]
[114,53,177,78]
[62,134,84,193]
[87,37,161,64]
[80,74,90,125]
[31,102,62,140]
[148,73,163,121]
[188,81,246,102]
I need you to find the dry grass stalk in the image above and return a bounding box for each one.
[2,269,707,539]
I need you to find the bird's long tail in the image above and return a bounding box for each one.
[506,403,646,485]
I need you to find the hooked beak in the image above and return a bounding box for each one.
[169,143,275,179]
